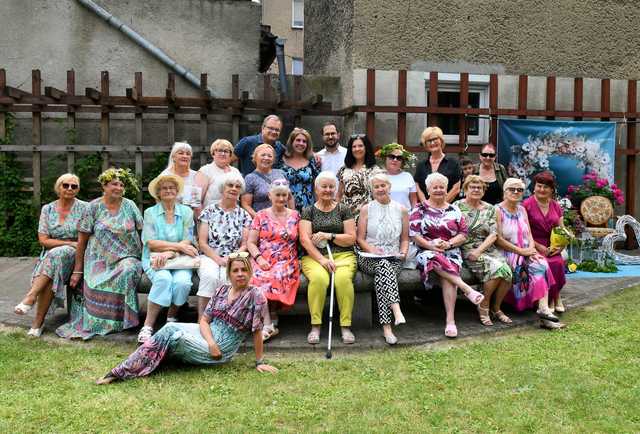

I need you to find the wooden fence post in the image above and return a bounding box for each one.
[200,73,208,167]
[626,79,637,248]
[100,71,110,171]
[366,69,376,140]
[397,70,407,146]
[0,69,6,142]
[167,73,176,145]
[458,73,469,150]
[134,72,143,209]
[32,69,42,206]
[66,70,76,173]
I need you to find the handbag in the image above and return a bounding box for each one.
[150,253,200,270]
[511,257,530,302]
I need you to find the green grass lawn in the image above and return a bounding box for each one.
[2,286,640,433]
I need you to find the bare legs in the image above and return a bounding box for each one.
[143,301,164,329]
[197,296,209,320]
[16,275,54,329]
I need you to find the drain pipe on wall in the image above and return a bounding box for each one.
[275,38,289,100]
[75,0,215,96]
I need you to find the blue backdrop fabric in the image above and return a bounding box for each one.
[497,119,615,196]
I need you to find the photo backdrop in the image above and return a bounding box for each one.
[497,119,616,196]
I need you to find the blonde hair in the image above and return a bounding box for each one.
[54,173,80,196]
[425,172,448,190]
[463,175,486,193]
[209,139,233,157]
[420,126,445,149]
[226,255,253,278]
[503,177,525,191]
[167,141,192,171]
[251,143,275,165]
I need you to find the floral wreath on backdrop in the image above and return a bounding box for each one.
[507,128,612,191]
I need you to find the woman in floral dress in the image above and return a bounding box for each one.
[280,128,320,212]
[197,172,252,318]
[56,168,143,340]
[247,179,300,341]
[496,178,562,326]
[454,175,513,326]
[409,173,484,338]
[96,254,277,384]
[337,134,383,217]
[14,174,87,337]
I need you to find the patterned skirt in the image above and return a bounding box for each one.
[31,245,76,313]
[56,257,142,340]
[110,319,246,380]
[415,247,463,286]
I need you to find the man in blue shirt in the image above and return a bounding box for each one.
[234,114,285,176]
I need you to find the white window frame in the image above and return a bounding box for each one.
[292,57,304,76]
[426,73,490,145]
[292,0,304,29]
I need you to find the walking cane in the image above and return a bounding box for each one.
[325,243,336,359]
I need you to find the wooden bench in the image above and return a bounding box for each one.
[138,267,480,327]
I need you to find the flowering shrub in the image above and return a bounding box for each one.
[567,171,624,206]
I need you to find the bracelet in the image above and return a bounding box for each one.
[255,359,266,367]
[72,271,83,274]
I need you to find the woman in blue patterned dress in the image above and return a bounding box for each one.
[56,168,144,340]
[14,174,87,337]
[280,128,320,212]
[409,173,484,338]
[96,254,277,384]
[137,174,198,343]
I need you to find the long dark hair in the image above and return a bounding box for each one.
[344,134,377,168]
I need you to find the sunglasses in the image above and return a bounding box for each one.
[480,152,496,158]
[62,183,79,190]
[228,251,250,259]
[271,179,290,188]
[387,155,404,161]
[506,187,525,193]
[350,133,366,139]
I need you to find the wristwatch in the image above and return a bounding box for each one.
[331,233,336,241]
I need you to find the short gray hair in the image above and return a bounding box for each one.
[369,172,391,189]
[425,172,448,190]
[218,172,246,194]
[262,114,282,128]
[503,177,525,191]
[314,171,338,189]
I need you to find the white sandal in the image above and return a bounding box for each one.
[262,323,279,342]
[137,326,154,343]
[27,327,44,337]
[14,302,33,315]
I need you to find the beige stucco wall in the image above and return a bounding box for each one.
[0,0,261,98]
[261,0,304,74]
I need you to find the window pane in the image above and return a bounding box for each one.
[292,0,304,28]
[292,58,304,75]
[428,90,480,136]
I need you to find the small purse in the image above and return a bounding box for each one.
[511,257,530,301]
[150,253,201,270]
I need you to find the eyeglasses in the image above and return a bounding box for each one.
[264,126,281,133]
[271,179,290,188]
[480,152,496,158]
[214,149,232,155]
[506,187,525,193]
[468,185,484,191]
[387,155,404,161]
[229,252,250,259]
[323,132,337,136]
[62,183,79,190]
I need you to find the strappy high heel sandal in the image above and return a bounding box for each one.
[477,306,493,326]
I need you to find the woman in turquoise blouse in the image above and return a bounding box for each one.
[137,174,197,343]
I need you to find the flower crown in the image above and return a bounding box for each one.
[375,143,417,169]
[98,167,140,195]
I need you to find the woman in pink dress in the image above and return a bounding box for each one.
[496,178,562,327]
[247,179,300,341]
[522,171,567,313]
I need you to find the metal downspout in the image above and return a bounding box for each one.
[75,0,215,96]
[275,38,289,99]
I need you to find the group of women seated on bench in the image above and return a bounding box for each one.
[13,125,569,383]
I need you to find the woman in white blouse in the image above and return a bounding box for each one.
[356,173,408,345]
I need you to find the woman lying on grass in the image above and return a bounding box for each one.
[97,253,277,384]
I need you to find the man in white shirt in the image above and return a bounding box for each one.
[316,121,347,176]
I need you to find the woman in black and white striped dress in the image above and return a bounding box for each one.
[356,173,408,345]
